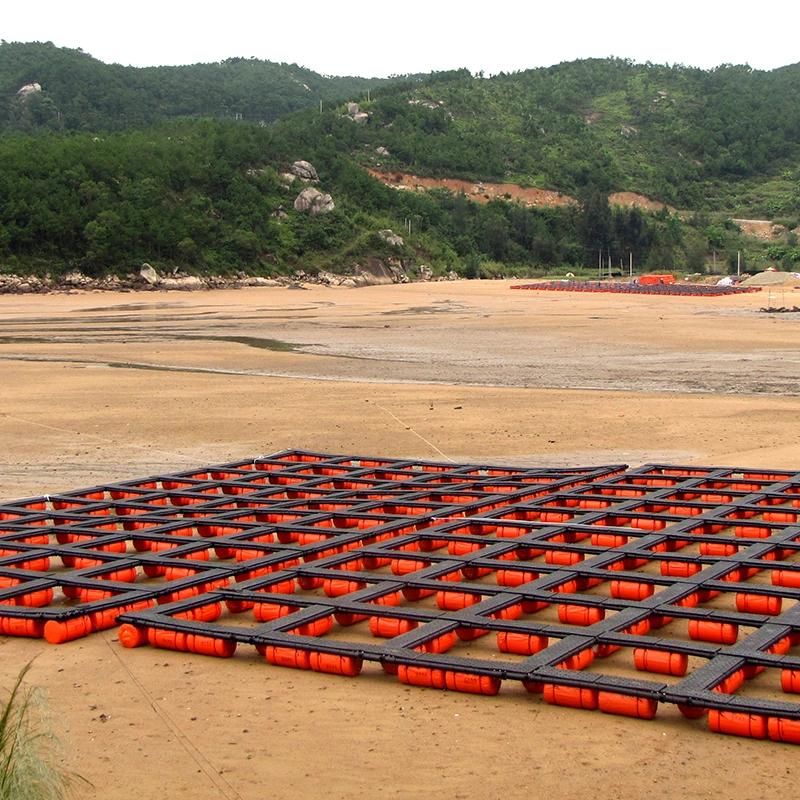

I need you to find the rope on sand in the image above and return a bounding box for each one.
[373,402,455,462]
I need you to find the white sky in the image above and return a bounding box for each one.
[2,0,798,76]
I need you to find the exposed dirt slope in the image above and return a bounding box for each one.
[367,168,576,207]
[368,169,674,212]
[733,218,787,241]
[608,191,674,213]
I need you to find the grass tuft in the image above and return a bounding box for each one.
[0,662,85,800]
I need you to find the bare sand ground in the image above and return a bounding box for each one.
[1,280,799,799]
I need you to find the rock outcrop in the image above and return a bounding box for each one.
[294,187,335,215]
[62,270,93,287]
[378,229,404,248]
[290,161,319,182]
[0,265,455,294]
[16,82,42,98]
[344,102,370,124]
[159,275,206,290]
[238,277,282,287]
[139,264,159,285]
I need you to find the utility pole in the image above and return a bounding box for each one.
[629,251,633,278]
[737,250,741,277]
[598,249,602,279]
[319,100,323,114]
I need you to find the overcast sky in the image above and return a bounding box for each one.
[2,1,798,76]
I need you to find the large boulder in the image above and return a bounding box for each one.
[318,270,347,286]
[294,187,335,215]
[16,82,42,98]
[290,160,319,182]
[353,258,397,286]
[139,263,159,285]
[238,277,282,287]
[62,270,92,287]
[159,276,206,290]
[378,229,404,248]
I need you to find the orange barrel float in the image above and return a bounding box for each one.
[545,550,583,566]
[0,616,45,637]
[558,604,604,626]
[289,615,334,637]
[308,652,362,676]
[708,710,767,739]
[397,664,445,689]
[368,616,417,638]
[118,623,148,648]
[44,616,94,644]
[735,592,782,615]
[661,560,702,577]
[557,648,595,671]
[443,671,500,695]
[263,646,311,670]
[456,626,488,641]
[436,591,481,611]
[781,669,800,693]
[146,627,237,657]
[610,580,654,601]
[688,620,738,645]
[496,631,548,655]
[768,717,800,744]
[543,684,598,710]
[12,588,54,607]
[598,691,658,720]
[633,648,688,676]
[713,669,746,694]
[415,632,457,654]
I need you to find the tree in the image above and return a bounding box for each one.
[579,187,612,266]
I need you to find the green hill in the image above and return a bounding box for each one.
[1,45,799,279]
[341,58,800,214]
[0,41,404,130]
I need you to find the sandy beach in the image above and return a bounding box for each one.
[1,279,799,799]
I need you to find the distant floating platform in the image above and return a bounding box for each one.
[512,280,760,296]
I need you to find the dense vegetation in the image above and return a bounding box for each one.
[353,58,800,214]
[0,42,404,130]
[1,43,799,279]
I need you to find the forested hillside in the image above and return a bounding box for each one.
[1,44,799,280]
[0,42,403,130]
[348,58,800,213]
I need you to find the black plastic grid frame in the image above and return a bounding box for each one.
[4,452,800,744]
